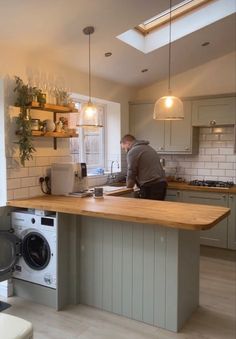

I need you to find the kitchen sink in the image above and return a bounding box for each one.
[107,182,126,187]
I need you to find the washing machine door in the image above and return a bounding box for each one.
[0,231,21,282]
[22,232,51,270]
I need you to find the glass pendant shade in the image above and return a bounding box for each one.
[79,100,103,127]
[153,95,184,120]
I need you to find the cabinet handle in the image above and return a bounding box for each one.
[210,120,216,126]
[222,195,226,199]
[229,195,233,199]
[158,146,164,150]
[177,191,180,196]
[185,147,190,151]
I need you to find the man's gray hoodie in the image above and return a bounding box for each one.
[126,140,165,188]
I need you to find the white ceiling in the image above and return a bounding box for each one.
[0,0,235,88]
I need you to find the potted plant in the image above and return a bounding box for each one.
[14,76,41,166]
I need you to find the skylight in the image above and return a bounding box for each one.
[136,0,213,35]
[117,0,236,54]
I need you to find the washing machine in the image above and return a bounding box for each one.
[0,210,57,289]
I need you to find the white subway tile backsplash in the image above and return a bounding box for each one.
[205,134,219,141]
[219,148,234,155]
[200,141,213,148]
[211,169,226,176]
[13,188,29,199]
[28,167,44,177]
[225,170,235,177]
[21,177,37,188]
[219,163,234,170]
[198,169,211,176]
[211,155,226,162]
[220,134,234,141]
[8,167,28,179]
[7,178,21,190]
[29,186,43,198]
[205,148,219,155]
[204,162,218,169]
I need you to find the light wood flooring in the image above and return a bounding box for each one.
[2,248,236,339]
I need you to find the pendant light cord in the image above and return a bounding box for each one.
[88,32,91,102]
[168,0,172,94]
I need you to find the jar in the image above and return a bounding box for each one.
[31,119,40,131]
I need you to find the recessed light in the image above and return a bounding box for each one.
[201,42,210,47]
[141,68,148,73]
[105,52,112,57]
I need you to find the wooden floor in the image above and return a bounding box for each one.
[2,248,236,339]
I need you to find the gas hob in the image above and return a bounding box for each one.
[189,180,234,188]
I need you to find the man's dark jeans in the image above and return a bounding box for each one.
[139,179,168,201]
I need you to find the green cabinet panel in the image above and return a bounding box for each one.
[129,101,198,154]
[192,96,236,126]
[182,191,228,248]
[129,103,164,151]
[165,189,183,202]
[228,194,236,250]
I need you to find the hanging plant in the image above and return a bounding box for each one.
[14,76,40,166]
[15,108,36,166]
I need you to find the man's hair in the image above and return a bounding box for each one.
[120,134,136,144]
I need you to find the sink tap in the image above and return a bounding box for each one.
[110,160,119,179]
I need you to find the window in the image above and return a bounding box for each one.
[136,0,213,35]
[70,100,105,172]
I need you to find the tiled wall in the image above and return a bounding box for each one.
[7,154,113,200]
[164,126,236,183]
[6,126,236,200]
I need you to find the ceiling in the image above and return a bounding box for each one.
[0,0,235,88]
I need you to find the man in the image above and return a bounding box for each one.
[120,134,167,200]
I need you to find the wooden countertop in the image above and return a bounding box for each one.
[167,182,236,194]
[7,195,230,231]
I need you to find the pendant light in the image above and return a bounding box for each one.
[78,26,103,127]
[153,0,184,120]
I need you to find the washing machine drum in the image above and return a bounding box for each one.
[22,232,51,271]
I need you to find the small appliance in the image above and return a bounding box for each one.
[51,162,88,195]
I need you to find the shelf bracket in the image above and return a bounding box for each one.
[53,112,57,149]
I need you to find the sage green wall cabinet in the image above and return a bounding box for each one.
[182,191,228,248]
[165,189,183,202]
[192,96,236,126]
[228,194,236,250]
[129,101,199,154]
[129,103,165,151]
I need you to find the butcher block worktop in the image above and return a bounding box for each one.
[168,181,236,193]
[7,195,230,231]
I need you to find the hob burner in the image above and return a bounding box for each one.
[189,180,234,188]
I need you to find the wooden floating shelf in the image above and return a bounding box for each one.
[30,101,78,113]
[32,130,78,138]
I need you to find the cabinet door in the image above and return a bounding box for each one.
[129,103,164,151]
[164,101,198,153]
[182,191,228,248]
[192,97,236,126]
[228,194,236,250]
[165,189,182,202]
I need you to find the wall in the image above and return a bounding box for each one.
[164,126,236,183]
[1,48,135,201]
[134,52,236,101]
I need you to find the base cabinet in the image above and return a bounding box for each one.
[228,194,236,250]
[165,189,183,202]
[182,191,228,248]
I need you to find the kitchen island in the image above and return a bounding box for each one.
[7,195,230,332]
